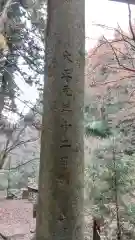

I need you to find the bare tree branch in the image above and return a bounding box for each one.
[0,138,10,168]
[103,36,135,73]
[0,122,39,169]
[8,157,39,170]
[0,232,7,240]
[128,3,135,41]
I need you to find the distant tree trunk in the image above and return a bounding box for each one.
[93,218,101,240]
[0,0,23,115]
[113,148,121,240]
[36,0,84,240]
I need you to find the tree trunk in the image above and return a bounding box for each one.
[113,147,121,240]
[93,218,101,240]
[36,0,85,240]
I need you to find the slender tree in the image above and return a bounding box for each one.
[36,0,85,239]
[93,218,101,240]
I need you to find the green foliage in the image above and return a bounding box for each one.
[85,134,135,238]
[0,1,44,116]
[85,120,112,138]
[84,105,112,138]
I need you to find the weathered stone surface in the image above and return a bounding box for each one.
[0,200,36,240]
